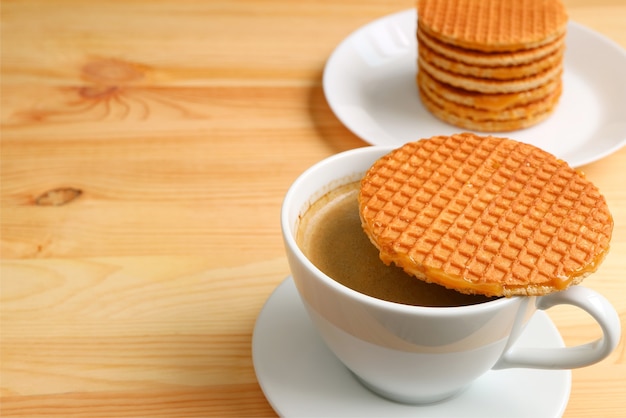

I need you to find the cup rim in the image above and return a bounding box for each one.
[281,146,522,317]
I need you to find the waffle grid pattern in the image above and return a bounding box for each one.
[359,134,612,294]
[418,0,568,50]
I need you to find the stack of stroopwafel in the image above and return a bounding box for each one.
[417,0,568,132]
[358,133,613,297]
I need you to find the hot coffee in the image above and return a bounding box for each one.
[297,181,496,307]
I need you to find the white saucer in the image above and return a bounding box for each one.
[252,277,571,417]
[323,9,626,167]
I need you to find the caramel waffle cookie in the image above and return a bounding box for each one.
[418,88,557,132]
[418,87,557,132]
[417,25,565,67]
[418,76,562,132]
[418,41,565,80]
[416,70,561,111]
[418,0,568,52]
[418,55,563,94]
[358,133,612,297]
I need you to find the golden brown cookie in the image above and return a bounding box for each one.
[418,57,563,94]
[417,75,562,132]
[417,0,568,52]
[417,87,557,132]
[358,133,613,297]
[416,70,561,111]
[418,41,564,80]
[417,25,565,67]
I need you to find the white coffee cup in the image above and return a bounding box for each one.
[281,146,621,404]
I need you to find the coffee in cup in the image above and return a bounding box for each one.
[296,180,497,307]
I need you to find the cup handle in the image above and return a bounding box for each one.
[494,286,621,370]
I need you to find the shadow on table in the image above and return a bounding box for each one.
[307,68,369,154]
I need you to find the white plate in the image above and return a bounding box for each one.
[252,277,571,417]
[323,9,626,167]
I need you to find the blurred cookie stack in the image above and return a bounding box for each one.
[417,0,568,132]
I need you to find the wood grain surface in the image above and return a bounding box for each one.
[2,0,625,416]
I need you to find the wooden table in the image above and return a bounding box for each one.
[1,0,625,416]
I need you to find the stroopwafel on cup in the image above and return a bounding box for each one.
[358,133,613,297]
